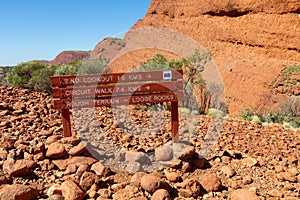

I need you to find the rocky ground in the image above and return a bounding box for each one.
[0,86,299,200]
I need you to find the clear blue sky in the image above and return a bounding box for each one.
[0,0,152,66]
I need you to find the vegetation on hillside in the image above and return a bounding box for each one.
[241,97,300,128]
[242,64,300,128]
[273,65,300,96]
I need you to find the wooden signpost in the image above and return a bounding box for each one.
[51,70,184,142]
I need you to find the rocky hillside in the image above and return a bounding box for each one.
[89,37,126,61]
[45,50,90,66]
[109,0,300,115]
[43,38,126,65]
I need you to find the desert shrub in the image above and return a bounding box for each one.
[264,111,282,124]
[208,108,225,118]
[6,60,46,89]
[241,108,253,121]
[53,60,81,76]
[77,59,109,74]
[29,65,58,93]
[251,115,262,125]
[179,107,191,114]
[264,111,300,128]
[54,59,109,76]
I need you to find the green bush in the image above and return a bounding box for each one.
[77,59,109,74]
[29,65,57,93]
[251,115,262,125]
[241,108,253,121]
[207,108,225,118]
[241,102,300,128]
[6,60,46,89]
[53,60,81,76]
[53,59,108,76]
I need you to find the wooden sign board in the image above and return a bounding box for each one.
[53,92,184,110]
[51,70,183,142]
[52,81,183,99]
[51,70,182,87]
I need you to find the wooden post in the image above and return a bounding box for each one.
[171,101,179,143]
[61,109,71,137]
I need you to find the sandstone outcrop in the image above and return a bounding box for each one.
[89,37,126,61]
[110,0,300,114]
[46,50,90,66]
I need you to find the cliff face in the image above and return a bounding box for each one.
[125,0,300,114]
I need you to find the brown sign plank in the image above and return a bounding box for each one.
[53,91,184,110]
[51,70,183,87]
[52,80,183,99]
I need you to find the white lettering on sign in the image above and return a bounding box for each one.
[93,98,120,106]
[131,96,153,103]
[115,87,125,93]
[127,85,141,92]
[66,100,89,108]
[83,76,113,84]
[65,89,91,96]
[163,71,172,80]
[118,75,126,81]
[70,78,80,84]
[154,94,174,101]
[128,74,142,80]
[114,85,142,93]
[95,87,113,94]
